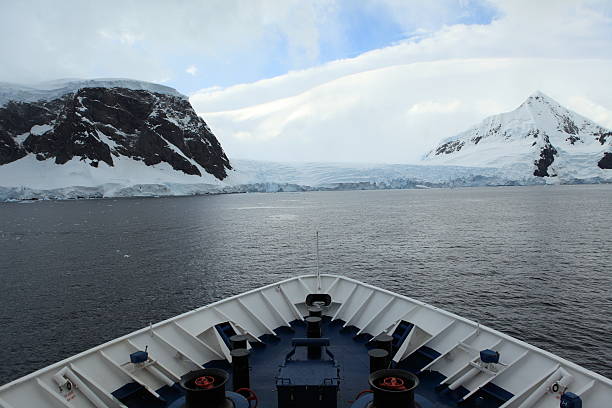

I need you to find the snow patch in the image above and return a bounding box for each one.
[15,132,29,144]
[30,124,53,135]
[95,130,119,150]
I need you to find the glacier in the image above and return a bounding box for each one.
[0,158,551,202]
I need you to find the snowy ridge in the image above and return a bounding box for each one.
[424,91,612,179]
[0,78,185,107]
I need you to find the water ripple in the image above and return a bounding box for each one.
[0,185,610,384]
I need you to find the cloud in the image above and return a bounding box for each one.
[0,0,505,91]
[0,0,339,85]
[185,65,198,76]
[199,58,612,164]
[407,100,463,114]
[191,0,612,163]
[1,0,610,164]
[191,1,612,112]
[567,96,612,129]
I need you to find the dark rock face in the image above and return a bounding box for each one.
[595,131,611,145]
[434,140,465,155]
[566,135,580,145]
[533,138,558,177]
[557,114,579,135]
[0,87,231,179]
[598,152,612,169]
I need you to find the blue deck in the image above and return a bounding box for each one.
[113,317,512,408]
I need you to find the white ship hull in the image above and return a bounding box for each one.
[0,275,609,407]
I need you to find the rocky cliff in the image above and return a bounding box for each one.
[0,79,231,180]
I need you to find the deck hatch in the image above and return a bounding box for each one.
[276,335,340,408]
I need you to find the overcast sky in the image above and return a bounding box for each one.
[1,0,611,163]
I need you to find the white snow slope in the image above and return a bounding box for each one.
[423,91,612,181]
[0,155,224,201]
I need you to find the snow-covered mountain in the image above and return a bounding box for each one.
[424,91,611,180]
[0,79,231,187]
[1,82,610,201]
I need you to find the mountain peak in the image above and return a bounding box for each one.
[517,90,565,115]
[528,90,548,99]
[524,90,557,105]
[424,91,611,178]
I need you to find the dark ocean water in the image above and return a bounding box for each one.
[0,185,611,384]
